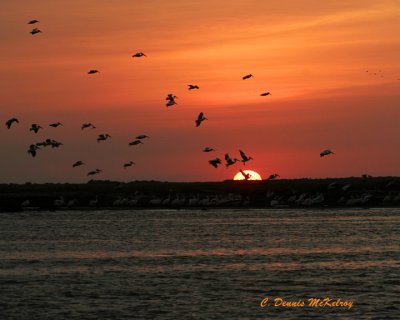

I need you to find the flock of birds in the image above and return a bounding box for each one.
[8,19,338,181]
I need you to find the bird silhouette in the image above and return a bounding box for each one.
[29,124,42,133]
[49,122,62,128]
[27,144,40,157]
[81,123,96,130]
[188,85,200,90]
[87,169,102,176]
[166,100,177,107]
[195,112,207,127]
[209,158,222,168]
[203,147,215,152]
[136,134,149,139]
[260,92,271,96]
[28,20,39,24]
[240,170,252,180]
[225,153,239,167]
[30,28,42,35]
[88,70,99,74]
[97,134,111,142]
[242,74,253,80]
[239,150,253,165]
[72,161,85,168]
[267,173,280,180]
[166,94,178,107]
[123,161,135,168]
[129,140,143,146]
[320,149,334,157]
[5,118,19,129]
[132,52,147,58]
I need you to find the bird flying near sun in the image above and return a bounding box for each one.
[233,170,262,181]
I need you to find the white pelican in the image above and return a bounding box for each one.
[136,134,149,139]
[97,134,111,142]
[209,158,222,168]
[28,20,39,24]
[260,92,271,96]
[320,149,334,157]
[29,124,42,133]
[123,161,135,168]
[225,153,239,167]
[239,150,253,165]
[5,118,19,129]
[188,85,199,90]
[203,147,215,152]
[49,122,62,128]
[30,28,42,35]
[242,74,253,80]
[132,52,146,58]
[88,70,99,74]
[72,161,84,168]
[81,123,96,130]
[129,140,143,146]
[195,112,207,127]
[87,169,102,176]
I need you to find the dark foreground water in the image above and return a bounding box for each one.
[0,208,399,319]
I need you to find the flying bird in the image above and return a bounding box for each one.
[49,122,62,128]
[225,153,239,167]
[29,124,42,133]
[132,52,146,58]
[136,134,149,139]
[166,94,178,107]
[72,161,85,168]
[129,140,143,146]
[28,20,39,24]
[166,100,177,107]
[123,161,135,168]
[87,169,102,176]
[97,134,111,142]
[27,144,40,157]
[320,149,334,157]
[209,158,222,168]
[242,74,253,80]
[188,85,199,90]
[203,147,215,152]
[81,123,96,130]
[267,173,280,180]
[88,70,99,74]
[195,112,207,127]
[5,118,19,129]
[240,170,252,180]
[239,150,253,165]
[260,92,271,96]
[30,28,42,35]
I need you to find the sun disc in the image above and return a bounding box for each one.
[233,170,262,181]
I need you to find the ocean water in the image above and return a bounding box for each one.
[0,208,399,319]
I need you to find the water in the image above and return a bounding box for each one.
[0,208,399,319]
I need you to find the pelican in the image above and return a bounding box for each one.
[73,161,84,168]
[30,28,42,35]
[87,169,102,176]
[320,149,334,157]
[225,153,239,167]
[49,122,62,128]
[188,85,199,90]
[242,74,253,80]
[203,147,215,152]
[123,161,135,168]
[81,123,96,130]
[5,118,19,129]
[260,92,271,96]
[97,134,111,142]
[49,139,63,148]
[27,144,40,157]
[129,139,143,146]
[88,70,99,74]
[209,158,222,168]
[267,173,280,180]
[28,20,39,24]
[195,112,207,127]
[132,52,146,58]
[136,134,149,139]
[240,170,252,180]
[239,150,253,165]
[29,124,42,133]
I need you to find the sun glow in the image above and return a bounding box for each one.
[233,170,262,181]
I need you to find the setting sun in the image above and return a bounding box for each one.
[233,170,262,181]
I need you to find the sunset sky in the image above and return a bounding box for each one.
[0,0,399,183]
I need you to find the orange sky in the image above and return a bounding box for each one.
[0,0,399,182]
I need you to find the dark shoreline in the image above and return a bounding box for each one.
[1,177,400,211]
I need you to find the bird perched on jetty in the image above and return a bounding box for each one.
[30,28,42,35]
[29,124,42,133]
[129,139,143,146]
[49,122,62,128]
[28,19,39,24]
[267,173,280,180]
[240,170,252,180]
[97,134,111,142]
[203,147,215,152]
[225,153,239,167]
[260,92,271,96]
[188,84,199,90]
[123,161,135,168]
[27,144,40,157]
[87,169,102,176]
[195,112,207,127]
[209,158,222,168]
[81,123,96,130]
[73,161,84,167]
[132,52,146,58]
[88,69,99,74]
[239,150,253,165]
[136,134,149,139]
[242,74,253,80]
[320,149,334,157]
[5,118,19,129]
